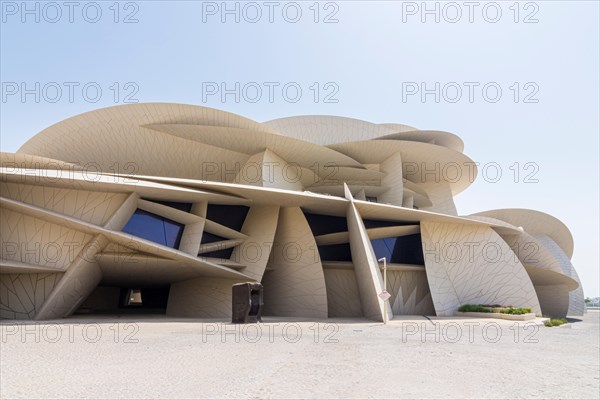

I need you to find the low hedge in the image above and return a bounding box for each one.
[457,304,491,313]
[544,318,568,327]
[458,304,533,315]
[499,307,532,315]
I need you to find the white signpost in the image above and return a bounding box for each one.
[378,291,391,301]
[378,257,389,324]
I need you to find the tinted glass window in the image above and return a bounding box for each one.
[122,209,185,249]
[371,237,397,261]
[371,234,424,265]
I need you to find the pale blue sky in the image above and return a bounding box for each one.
[1,1,598,296]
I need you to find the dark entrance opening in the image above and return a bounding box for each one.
[75,285,171,315]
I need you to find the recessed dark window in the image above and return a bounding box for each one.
[362,219,418,229]
[199,248,235,260]
[370,234,424,265]
[206,205,249,231]
[199,232,234,259]
[317,243,353,262]
[366,196,378,203]
[304,212,348,236]
[200,232,228,244]
[122,209,185,249]
[150,200,193,213]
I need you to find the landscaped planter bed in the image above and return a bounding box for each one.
[454,311,537,321]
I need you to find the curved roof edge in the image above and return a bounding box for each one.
[263,115,396,145]
[379,123,419,132]
[1,152,82,170]
[374,130,465,153]
[470,208,574,259]
[18,102,280,154]
[264,115,464,152]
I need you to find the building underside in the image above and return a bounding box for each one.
[0,103,584,320]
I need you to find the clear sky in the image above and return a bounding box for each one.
[1,1,598,296]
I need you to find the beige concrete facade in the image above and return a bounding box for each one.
[0,103,585,320]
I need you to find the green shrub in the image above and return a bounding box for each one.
[458,304,491,313]
[499,307,532,315]
[458,304,534,315]
[544,318,568,327]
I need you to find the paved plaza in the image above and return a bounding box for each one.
[1,311,599,399]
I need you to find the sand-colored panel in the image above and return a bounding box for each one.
[323,269,363,317]
[230,205,280,281]
[0,272,63,319]
[261,207,327,318]
[421,221,541,316]
[166,277,243,318]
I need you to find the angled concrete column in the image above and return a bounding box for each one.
[344,184,393,322]
[379,152,403,206]
[35,234,106,320]
[231,205,280,281]
[262,206,327,318]
[179,201,208,256]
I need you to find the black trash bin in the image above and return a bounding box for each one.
[232,282,263,323]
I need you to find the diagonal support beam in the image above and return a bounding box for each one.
[344,183,393,322]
